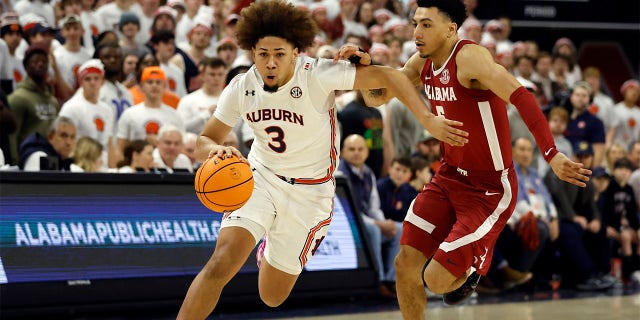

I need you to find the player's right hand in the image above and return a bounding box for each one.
[333,44,371,66]
[549,152,591,187]
[208,146,245,162]
[425,115,468,147]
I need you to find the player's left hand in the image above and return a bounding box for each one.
[424,115,468,147]
[333,44,371,66]
[549,152,591,187]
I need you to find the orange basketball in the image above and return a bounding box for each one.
[194,155,254,213]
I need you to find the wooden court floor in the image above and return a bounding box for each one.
[273,294,640,320]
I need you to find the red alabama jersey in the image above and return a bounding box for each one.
[421,40,512,171]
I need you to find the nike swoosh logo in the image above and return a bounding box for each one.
[544,147,554,156]
[485,191,500,196]
[447,258,458,266]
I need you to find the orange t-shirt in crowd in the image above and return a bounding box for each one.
[129,85,180,109]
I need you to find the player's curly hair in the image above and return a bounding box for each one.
[417,0,467,28]
[235,0,318,51]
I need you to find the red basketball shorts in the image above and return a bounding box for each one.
[401,163,517,277]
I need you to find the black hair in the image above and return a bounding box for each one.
[225,65,251,86]
[236,0,317,51]
[391,155,413,169]
[199,57,227,71]
[416,0,467,27]
[150,29,175,44]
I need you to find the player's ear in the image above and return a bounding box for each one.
[448,23,456,37]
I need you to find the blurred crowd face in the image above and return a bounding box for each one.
[154,39,176,61]
[592,176,610,194]
[389,162,412,186]
[357,2,374,25]
[190,30,211,49]
[516,57,534,79]
[548,114,567,136]
[98,46,123,77]
[1,30,22,51]
[551,56,569,78]
[49,123,77,159]
[25,52,49,81]
[613,166,632,185]
[512,137,533,169]
[556,44,574,57]
[81,73,104,97]
[158,131,184,164]
[623,86,640,105]
[201,65,226,92]
[30,31,54,48]
[62,23,84,43]
[121,22,139,38]
[570,86,591,111]
[132,144,155,170]
[341,135,369,168]
[182,138,196,164]
[525,41,539,58]
[123,54,138,75]
[63,0,82,15]
[607,144,626,169]
[184,0,201,13]
[141,78,165,99]
[340,0,358,18]
[584,74,601,94]
[217,46,237,68]
[535,55,552,77]
[154,14,175,32]
[628,143,640,167]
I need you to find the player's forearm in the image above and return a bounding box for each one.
[195,135,219,163]
[511,87,558,162]
[382,70,434,128]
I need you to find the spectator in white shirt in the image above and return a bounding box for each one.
[177,57,226,134]
[153,124,193,173]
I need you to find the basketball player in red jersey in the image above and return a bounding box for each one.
[337,0,591,318]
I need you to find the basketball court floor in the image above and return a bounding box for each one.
[8,283,639,319]
[212,285,640,320]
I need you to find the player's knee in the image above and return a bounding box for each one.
[423,272,449,294]
[201,254,233,283]
[259,292,287,307]
[423,265,459,294]
[395,248,423,280]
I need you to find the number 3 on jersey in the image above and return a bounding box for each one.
[435,105,445,116]
[265,126,286,153]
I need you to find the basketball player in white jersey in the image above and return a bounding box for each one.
[176,1,469,319]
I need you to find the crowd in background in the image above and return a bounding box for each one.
[0,0,639,296]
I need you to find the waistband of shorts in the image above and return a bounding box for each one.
[275,173,334,185]
[439,162,511,179]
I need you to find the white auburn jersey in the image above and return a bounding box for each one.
[214,56,356,181]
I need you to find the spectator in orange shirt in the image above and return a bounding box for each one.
[129,53,180,109]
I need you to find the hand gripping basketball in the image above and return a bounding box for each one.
[194,155,254,213]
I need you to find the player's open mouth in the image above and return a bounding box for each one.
[266,76,276,81]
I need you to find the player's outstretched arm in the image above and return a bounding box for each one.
[548,152,591,187]
[353,64,468,146]
[197,116,243,162]
[334,46,424,107]
[458,44,590,186]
